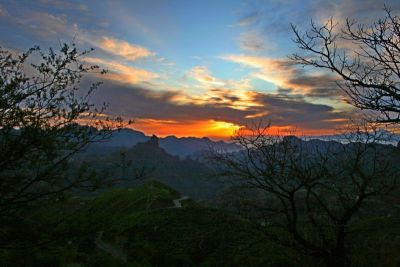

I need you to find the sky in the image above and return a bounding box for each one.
[0,0,399,139]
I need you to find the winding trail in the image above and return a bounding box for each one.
[94,195,191,263]
[95,231,127,263]
[173,196,190,208]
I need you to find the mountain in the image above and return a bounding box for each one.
[85,128,240,158]
[83,127,400,157]
[160,135,240,158]
[305,129,400,146]
[84,135,225,200]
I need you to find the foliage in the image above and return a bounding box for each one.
[211,125,399,267]
[0,181,301,266]
[0,43,121,249]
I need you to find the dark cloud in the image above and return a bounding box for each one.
[87,79,350,131]
[288,74,345,98]
[277,87,294,95]
[254,93,348,130]
[90,81,247,125]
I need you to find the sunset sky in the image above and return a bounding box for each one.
[1,0,399,139]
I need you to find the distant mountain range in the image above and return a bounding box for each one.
[86,128,241,158]
[305,129,400,146]
[79,130,400,200]
[84,128,400,158]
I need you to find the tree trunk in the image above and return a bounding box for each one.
[325,227,346,267]
[325,250,345,267]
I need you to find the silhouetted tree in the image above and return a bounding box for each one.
[212,125,398,267]
[0,44,121,248]
[291,7,400,124]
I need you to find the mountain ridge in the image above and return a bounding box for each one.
[87,128,241,157]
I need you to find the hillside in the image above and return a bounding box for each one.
[3,178,399,267]
[2,181,297,267]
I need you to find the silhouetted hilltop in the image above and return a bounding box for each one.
[85,128,240,157]
[86,136,223,200]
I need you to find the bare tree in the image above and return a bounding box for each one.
[291,7,400,124]
[212,125,398,267]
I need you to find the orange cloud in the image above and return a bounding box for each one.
[84,57,159,84]
[189,66,225,87]
[188,65,252,90]
[221,54,346,101]
[183,66,260,110]
[100,37,155,61]
[221,54,295,88]
[184,88,262,111]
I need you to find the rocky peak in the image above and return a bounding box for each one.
[148,134,159,147]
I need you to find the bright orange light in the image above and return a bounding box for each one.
[130,119,241,140]
[129,119,339,140]
[79,117,343,140]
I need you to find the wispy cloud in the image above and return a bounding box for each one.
[4,11,79,39]
[238,11,262,26]
[238,31,267,51]
[188,88,262,111]
[221,54,345,100]
[0,4,8,16]
[189,66,225,87]
[38,0,88,12]
[188,65,251,90]
[84,57,159,84]
[100,37,155,61]
[221,54,296,88]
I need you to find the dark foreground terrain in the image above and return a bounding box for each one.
[1,137,400,266]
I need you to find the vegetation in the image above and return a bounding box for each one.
[0,181,299,266]
[211,125,400,267]
[1,171,398,266]
[0,44,120,249]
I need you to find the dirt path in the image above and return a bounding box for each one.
[94,231,127,263]
[173,196,190,208]
[94,195,190,263]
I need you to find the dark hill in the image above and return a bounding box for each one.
[41,182,295,267]
[86,136,224,200]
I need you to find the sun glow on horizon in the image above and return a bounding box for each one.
[129,119,242,140]
[124,118,342,140]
